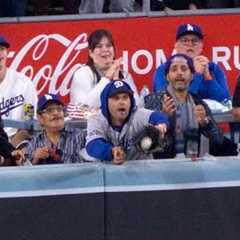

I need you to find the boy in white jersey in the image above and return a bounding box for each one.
[0,36,38,147]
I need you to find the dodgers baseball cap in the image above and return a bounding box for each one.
[37,94,63,112]
[176,23,203,40]
[108,80,133,98]
[165,53,195,75]
[0,36,10,48]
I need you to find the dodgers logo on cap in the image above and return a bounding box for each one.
[37,93,63,112]
[176,23,203,40]
[187,24,194,31]
[108,80,133,98]
[114,80,124,88]
[45,94,55,100]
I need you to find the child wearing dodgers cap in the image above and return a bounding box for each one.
[86,80,169,164]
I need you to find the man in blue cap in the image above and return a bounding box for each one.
[153,23,231,107]
[86,80,169,164]
[26,94,86,165]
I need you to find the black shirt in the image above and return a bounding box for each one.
[0,117,15,163]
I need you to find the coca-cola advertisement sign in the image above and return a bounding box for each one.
[8,32,89,103]
[1,15,240,103]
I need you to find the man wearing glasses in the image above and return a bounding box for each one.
[153,23,231,105]
[26,94,86,165]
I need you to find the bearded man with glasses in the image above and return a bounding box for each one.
[25,94,86,165]
[153,23,231,107]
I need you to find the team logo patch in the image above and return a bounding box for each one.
[45,94,54,100]
[114,81,124,88]
[187,24,194,31]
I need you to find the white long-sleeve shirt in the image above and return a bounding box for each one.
[70,65,140,108]
[0,68,38,137]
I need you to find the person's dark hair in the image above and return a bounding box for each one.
[165,53,195,75]
[88,29,115,52]
[87,29,115,69]
[86,29,123,82]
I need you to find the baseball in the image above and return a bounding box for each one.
[140,136,152,150]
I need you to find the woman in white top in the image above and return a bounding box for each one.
[70,29,139,108]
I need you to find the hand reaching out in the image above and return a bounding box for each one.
[112,146,125,165]
[154,123,167,138]
[12,149,26,166]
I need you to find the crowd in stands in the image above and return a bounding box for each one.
[0,22,240,166]
[1,0,240,17]
[153,23,231,105]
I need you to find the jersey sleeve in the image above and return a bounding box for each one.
[86,114,113,161]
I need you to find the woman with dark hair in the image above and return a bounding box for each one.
[70,29,139,108]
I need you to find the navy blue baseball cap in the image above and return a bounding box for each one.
[0,36,10,48]
[165,54,195,75]
[37,94,63,112]
[108,80,133,98]
[176,24,204,40]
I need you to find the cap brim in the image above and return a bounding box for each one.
[0,42,10,48]
[177,31,203,40]
[37,99,63,112]
[109,90,133,98]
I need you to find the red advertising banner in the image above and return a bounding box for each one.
[1,14,240,103]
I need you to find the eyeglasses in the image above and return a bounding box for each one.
[179,37,202,46]
[41,106,64,114]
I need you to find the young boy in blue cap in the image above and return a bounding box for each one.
[86,80,169,164]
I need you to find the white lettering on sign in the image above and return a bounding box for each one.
[9,33,88,96]
[131,49,153,75]
[234,46,240,70]
[212,46,231,70]
[7,33,238,98]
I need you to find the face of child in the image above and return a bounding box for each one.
[108,92,131,126]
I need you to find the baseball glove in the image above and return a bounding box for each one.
[134,125,167,154]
